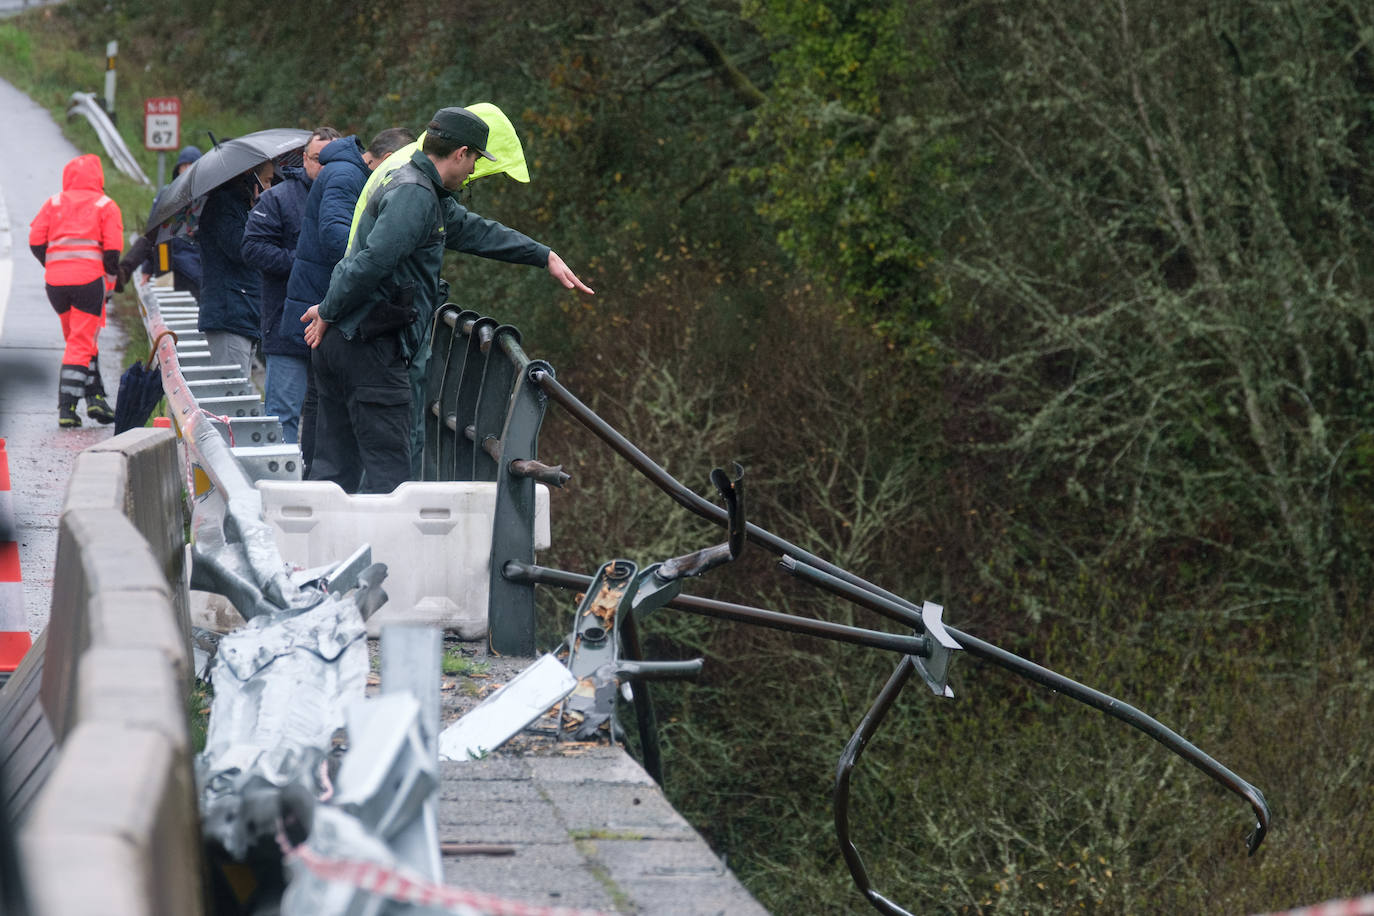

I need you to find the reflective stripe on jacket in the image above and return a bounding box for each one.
[28,155,124,287]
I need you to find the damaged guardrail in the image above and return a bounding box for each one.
[435,354,1271,916]
[132,278,462,914]
[417,301,1270,913]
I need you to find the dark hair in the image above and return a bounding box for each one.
[312,126,342,142]
[368,127,416,159]
[422,122,462,159]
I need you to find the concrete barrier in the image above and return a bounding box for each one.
[69,428,191,643]
[22,722,199,916]
[17,428,203,916]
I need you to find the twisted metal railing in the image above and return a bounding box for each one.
[137,282,1271,916]
[418,304,1270,916]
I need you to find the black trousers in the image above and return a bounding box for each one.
[309,329,411,494]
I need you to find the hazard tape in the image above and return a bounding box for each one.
[286,841,611,916]
[1253,895,1374,916]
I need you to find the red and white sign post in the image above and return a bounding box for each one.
[144,96,181,187]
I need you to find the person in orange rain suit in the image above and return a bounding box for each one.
[28,154,123,428]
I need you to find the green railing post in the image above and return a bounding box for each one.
[486,354,553,656]
[421,304,469,481]
[451,316,498,480]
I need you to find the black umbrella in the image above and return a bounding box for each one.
[144,127,312,235]
[113,360,167,434]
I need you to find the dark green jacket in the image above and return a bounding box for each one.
[318,149,548,354]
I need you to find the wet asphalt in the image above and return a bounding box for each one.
[0,75,129,637]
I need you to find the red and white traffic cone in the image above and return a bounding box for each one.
[0,439,33,679]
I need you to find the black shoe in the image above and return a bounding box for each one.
[59,403,82,428]
[86,393,116,425]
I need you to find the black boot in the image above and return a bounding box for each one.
[59,365,87,428]
[86,393,115,424]
[58,394,82,428]
[84,355,115,424]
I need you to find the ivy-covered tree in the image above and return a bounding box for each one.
[934,0,1374,623]
[741,0,960,352]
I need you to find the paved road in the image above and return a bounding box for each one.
[0,75,127,637]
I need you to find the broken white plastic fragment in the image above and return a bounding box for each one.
[437,653,577,762]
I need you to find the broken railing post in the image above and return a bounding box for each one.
[507,458,571,487]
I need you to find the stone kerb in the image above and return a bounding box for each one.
[22,429,203,916]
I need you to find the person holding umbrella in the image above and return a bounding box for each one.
[145,145,204,296]
[117,145,204,296]
[28,153,123,428]
[136,128,314,381]
[199,160,273,381]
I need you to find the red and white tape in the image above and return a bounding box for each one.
[0,438,33,673]
[287,841,612,916]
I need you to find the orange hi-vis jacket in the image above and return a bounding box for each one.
[29,154,124,287]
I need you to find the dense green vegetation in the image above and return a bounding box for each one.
[5,1,1373,912]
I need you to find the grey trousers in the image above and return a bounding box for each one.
[205,331,255,383]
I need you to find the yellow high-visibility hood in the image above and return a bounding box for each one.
[465,102,530,185]
[348,103,530,250]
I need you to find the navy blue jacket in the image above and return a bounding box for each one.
[242,165,311,357]
[281,136,370,351]
[167,232,203,298]
[198,178,261,339]
[145,145,204,295]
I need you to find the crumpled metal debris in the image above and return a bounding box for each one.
[280,692,442,915]
[197,590,371,861]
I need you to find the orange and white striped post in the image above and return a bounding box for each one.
[0,439,33,678]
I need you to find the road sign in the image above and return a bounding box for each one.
[144,97,180,151]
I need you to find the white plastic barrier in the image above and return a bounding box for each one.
[257,481,550,638]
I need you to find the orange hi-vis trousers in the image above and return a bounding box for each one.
[46,277,106,368]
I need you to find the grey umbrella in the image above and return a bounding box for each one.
[144,127,312,235]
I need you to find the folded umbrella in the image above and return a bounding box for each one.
[113,360,167,434]
[145,127,312,235]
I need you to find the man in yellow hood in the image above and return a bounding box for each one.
[300,105,591,493]
[345,103,551,478]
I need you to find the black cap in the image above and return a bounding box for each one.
[428,107,497,161]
